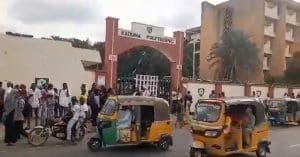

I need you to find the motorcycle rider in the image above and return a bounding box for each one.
[76,97,88,140]
[66,96,80,143]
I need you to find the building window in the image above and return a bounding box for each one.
[223,7,233,33]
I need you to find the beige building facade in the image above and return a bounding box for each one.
[0,34,101,96]
[200,0,300,83]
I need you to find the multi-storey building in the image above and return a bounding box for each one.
[200,0,299,83]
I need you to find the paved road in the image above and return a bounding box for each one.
[0,126,299,157]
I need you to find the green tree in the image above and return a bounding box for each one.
[284,52,300,84]
[117,47,170,77]
[207,30,259,82]
[92,42,105,61]
[183,41,200,78]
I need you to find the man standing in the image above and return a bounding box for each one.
[59,83,70,117]
[46,84,56,120]
[142,87,150,96]
[0,82,5,122]
[209,90,216,98]
[184,91,193,114]
[88,83,98,126]
[4,82,13,102]
[28,83,41,126]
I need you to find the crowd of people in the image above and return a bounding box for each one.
[283,92,300,99]
[0,81,114,146]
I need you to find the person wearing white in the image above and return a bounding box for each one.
[59,83,70,117]
[142,87,150,97]
[67,99,80,141]
[117,107,133,129]
[28,83,41,126]
[46,84,56,120]
[4,82,13,102]
[76,97,89,140]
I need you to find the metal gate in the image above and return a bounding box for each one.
[117,74,171,101]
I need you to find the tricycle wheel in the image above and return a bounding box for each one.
[157,137,170,151]
[28,127,49,146]
[190,148,205,157]
[256,144,267,157]
[87,138,102,152]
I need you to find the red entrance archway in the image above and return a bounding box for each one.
[102,17,184,90]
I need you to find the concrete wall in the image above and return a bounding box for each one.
[251,85,269,98]
[222,84,245,97]
[184,81,299,104]
[0,34,101,96]
[184,82,215,112]
[274,87,288,98]
[293,88,300,95]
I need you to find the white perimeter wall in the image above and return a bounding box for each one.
[184,83,215,112]
[274,87,288,98]
[222,84,245,97]
[251,86,269,98]
[293,88,300,96]
[0,34,101,96]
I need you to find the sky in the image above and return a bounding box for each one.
[0,0,299,42]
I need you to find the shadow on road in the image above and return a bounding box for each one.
[100,144,164,154]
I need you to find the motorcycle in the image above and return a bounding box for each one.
[28,118,86,146]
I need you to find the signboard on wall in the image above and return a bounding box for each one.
[97,76,105,86]
[118,22,176,44]
[35,78,49,88]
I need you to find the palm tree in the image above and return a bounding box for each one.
[207,30,260,82]
[285,52,300,84]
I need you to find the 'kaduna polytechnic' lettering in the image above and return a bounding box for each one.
[121,30,141,38]
[119,29,176,44]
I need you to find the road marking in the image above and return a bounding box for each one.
[289,144,300,148]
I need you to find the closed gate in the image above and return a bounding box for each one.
[117,74,171,101]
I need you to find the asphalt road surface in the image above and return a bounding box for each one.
[0,126,300,157]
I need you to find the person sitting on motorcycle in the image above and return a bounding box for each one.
[76,97,89,140]
[66,96,80,143]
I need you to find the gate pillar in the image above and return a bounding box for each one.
[171,31,184,91]
[105,17,119,88]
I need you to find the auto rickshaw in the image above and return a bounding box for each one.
[268,98,300,125]
[87,96,173,152]
[190,97,271,157]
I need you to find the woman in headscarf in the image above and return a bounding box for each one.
[2,89,19,146]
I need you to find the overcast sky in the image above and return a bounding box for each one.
[0,0,299,42]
